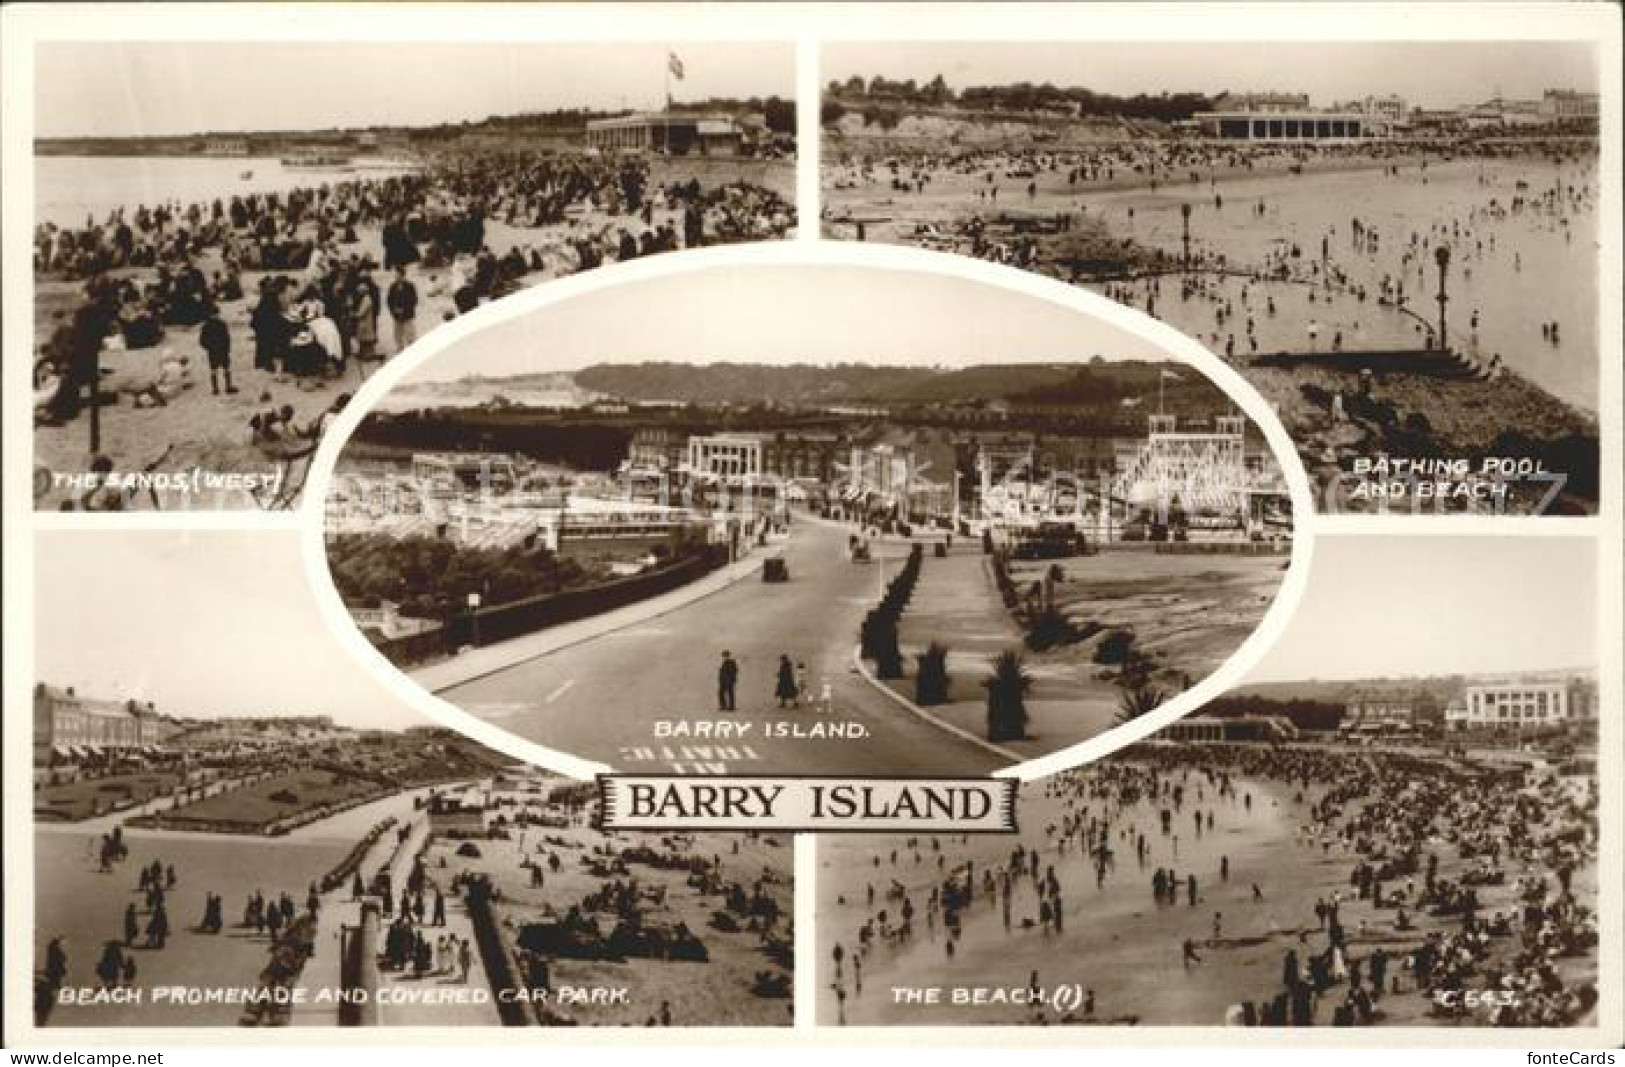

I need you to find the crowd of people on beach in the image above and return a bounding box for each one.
[34,836,328,1026]
[37,150,793,283]
[826,737,1598,1028]
[32,148,794,508]
[828,135,1597,389]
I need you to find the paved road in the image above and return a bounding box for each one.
[442,516,1010,776]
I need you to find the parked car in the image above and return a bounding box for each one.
[762,556,790,583]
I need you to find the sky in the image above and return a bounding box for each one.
[35,531,420,729]
[824,41,1599,110]
[1246,536,1597,683]
[400,263,1180,385]
[35,42,794,139]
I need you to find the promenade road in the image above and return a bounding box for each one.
[440,515,1011,776]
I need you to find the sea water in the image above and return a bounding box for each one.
[35,155,421,231]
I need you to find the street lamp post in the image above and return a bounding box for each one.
[1433,245,1451,353]
[89,345,102,455]
[1180,202,1193,268]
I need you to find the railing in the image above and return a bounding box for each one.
[465,878,529,1026]
[339,903,382,1026]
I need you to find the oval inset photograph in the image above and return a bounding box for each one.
[313,251,1311,777]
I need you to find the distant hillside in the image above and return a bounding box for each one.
[379,372,604,412]
[1229,678,1463,705]
[571,360,1227,409]
[1233,667,1593,705]
[575,362,938,405]
[1209,668,1594,731]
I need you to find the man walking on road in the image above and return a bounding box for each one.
[718,650,739,711]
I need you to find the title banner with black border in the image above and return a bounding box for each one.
[598,775,1018,832]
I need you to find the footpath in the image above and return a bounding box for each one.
[291,788,501,1026]
[868,539,1120,763]
[411,552,767,693]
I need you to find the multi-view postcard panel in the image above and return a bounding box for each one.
[818,537,1601,1028]
[31,41,797,512]
[820,41,1602,515]
[32,531,795,1028]
[8,9,1620,1049]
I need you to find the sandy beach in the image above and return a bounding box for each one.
[819,744,1599,1028]
[823,135,1600,514]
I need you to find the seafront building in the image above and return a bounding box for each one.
[1193,85,1595,141]
[976,414,1290,541]
[329,408,1293,575]
[1160,715,1298,743]
[686,433,765,479]
[1446,677,1598,731]
[1340,692,1422,737]
[1193,93,1393,141]
[33,684,179,766]
[584,112,745,156]
[1540,89,1600,126]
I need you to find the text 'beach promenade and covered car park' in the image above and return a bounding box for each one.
[30,530,794,1030]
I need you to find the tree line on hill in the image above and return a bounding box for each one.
[826,75,1216,124]
[1200,694,1348,733]
[573,360,1233,412]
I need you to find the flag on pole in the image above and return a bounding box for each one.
[668,52,685,80]
[1160,368,1182,380]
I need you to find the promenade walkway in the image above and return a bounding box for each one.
[291,787,502,1026]
[878,539,1120,762]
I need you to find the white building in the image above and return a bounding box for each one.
[203,137,250,157]
[1342,692,1416,735]
[585,113,743,156]
[846,442,954,519]
[686,434,763,480]
[1540,89,1599,125]
[1194,104,1386,141]
[1451,678,1598,731]
[1361,95,1409,124]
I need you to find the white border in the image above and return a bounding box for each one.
[4,1,1620,1050]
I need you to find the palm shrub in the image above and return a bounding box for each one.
[1026,608,1080,652]
[859,610,881,658]
[1114,649,1165,724]
[873,620,904,679]
[991,553,1020,609]
[984,649,1032,742]
[862,546,924,677]
[915,642,951,705]
[1093,628,1137,665]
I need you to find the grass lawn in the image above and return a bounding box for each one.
[34,771,183,822]
[160,768,382,831]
